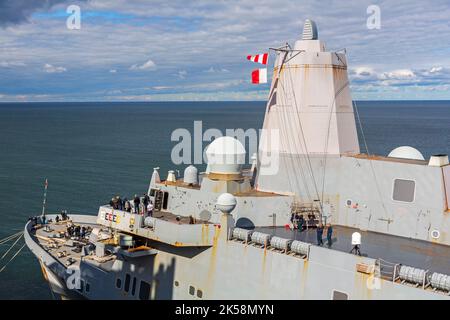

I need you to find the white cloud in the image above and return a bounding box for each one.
[130,59,156,71]
[109,69,117,73]
[381,69,416,80]
[152,86,172,90]
[43,63,66,73]
[2,1,450,100]
[205,67,230,73]
[0,61,26,67]
[177,70,187,79]
[429,66,443,74]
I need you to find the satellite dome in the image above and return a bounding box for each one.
[183,165,198,185]
[205,136,246,174]
[216,193,237,214]
[388,146,425,161]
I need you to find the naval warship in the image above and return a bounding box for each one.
[24,19,450,300]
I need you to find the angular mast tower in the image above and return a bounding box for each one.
[256,19,360,199]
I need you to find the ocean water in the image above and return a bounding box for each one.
[0,100,449,299]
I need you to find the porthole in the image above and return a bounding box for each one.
[174,281,179,287]
[346,199,352,207]
[431,229,440,239]
[197,290,203,298]
[189,285,195,295]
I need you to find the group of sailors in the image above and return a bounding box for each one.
[316,223,333,248]
[65,223,88,239]
[290,213,317,231]
[109,194,154,216]
[290,212,333,247]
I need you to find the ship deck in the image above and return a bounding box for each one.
[254,225,450,275]
[32,219,111,269]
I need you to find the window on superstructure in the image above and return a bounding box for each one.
[162,192,169,209]
[116,278,122,289]
[392,179,415,203]
[124,273,131,293]
[131,277,137,296]
[139,281,151,300]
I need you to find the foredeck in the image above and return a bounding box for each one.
[254,225,450,275]
[32,219,101,269]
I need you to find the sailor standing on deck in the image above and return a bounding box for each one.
[326,224,333,247]
[297,214,304,231]
[147,201,154,217]
[133,194,140,214]
[143,193,150,214]
[316,224,324,246]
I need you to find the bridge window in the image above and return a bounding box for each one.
[332,290,348,300]
[392,179,415,203]
[139,281,151,300]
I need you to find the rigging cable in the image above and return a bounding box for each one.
[320,80,350,209]
[283,52,325,221]
[353,100,390,220]
[275,51,314,204]
[0,231,23,245]
[0,233,24,260]
[274,51,323,222]
[0,243,26,273]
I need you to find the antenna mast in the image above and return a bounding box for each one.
[41,178,48,220]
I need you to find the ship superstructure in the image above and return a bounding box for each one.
[24,19,450,300]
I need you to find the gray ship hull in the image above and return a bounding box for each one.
[24,214,450,300]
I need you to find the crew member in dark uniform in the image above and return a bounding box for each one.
[316,224,324,246]
[326,224,333,247]
[133,194,140,214]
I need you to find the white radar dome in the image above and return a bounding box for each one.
[216,193,237,214]
[388,146,425,161]
[183,165,198,185]
[205,136,246,174]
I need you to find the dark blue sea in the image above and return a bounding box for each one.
[0,101,449,299]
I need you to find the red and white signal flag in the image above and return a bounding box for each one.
[247,53,269,65]
[251,68,267,84]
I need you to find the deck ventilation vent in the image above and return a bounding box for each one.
[428,154,449,167]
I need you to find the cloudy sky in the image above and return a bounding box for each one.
[1,0,450,102]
